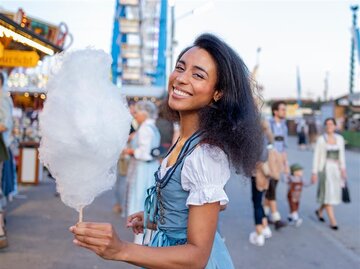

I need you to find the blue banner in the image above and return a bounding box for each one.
[356,28,360,64]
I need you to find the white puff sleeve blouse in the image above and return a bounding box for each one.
[181,144,230,207]
[133,119,156,161]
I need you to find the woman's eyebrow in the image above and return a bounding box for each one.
[178,60,209,76]
[178,60,186,65]
[193,65,208,76]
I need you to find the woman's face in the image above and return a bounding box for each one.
[134,109,148,125]
[325,120,336,134]
[167,46,219,113]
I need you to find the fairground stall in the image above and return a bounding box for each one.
[0,8,70,185]
[321,93,360,147]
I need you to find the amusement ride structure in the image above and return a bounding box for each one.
[111,0,167,99]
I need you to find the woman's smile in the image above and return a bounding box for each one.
[172,86,193,98]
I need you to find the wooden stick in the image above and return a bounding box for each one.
[79,207,84,223]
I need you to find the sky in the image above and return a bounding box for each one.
[1,0,360,100]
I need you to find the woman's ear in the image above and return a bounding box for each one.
[213,90,223,102]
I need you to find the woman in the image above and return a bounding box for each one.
[249,119,273,246]
[312,118,347,230]
[124,100,161,243]
[296,119,308,150]
[70,33,262,268]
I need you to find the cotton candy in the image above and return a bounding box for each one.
[39,48,132,212]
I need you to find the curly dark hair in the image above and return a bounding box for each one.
[163,33,263,177]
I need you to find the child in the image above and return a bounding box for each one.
[286,163,309,227]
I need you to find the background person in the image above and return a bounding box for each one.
[0,72,13,249]
[296,118,308,150]
[264,101,289,230]
[308,118,318,149]
[312,118,347,230]
[285,163,310,227]
[249,119,273,247]
[123,100,160,244]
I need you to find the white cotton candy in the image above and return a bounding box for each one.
[39,49,132,212]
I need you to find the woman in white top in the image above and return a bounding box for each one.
[311,118,347,230]
[70,33,263,268]
[123,101,160,243]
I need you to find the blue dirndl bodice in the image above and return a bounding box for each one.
[143,131,234,268]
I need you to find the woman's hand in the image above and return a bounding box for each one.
[311,173,318,184]
[0,124,6,132]
[126,211,157,233]
[123,148,134,156]
[69,222,124,260]
[126,211,144,234]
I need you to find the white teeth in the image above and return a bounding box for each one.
[173,88,191,97]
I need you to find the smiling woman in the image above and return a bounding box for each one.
[168,47,220,112]
[70,33,263,269]
[166,34,263,177]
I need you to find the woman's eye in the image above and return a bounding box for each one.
[194,73,204,79]
[175,65,184,71]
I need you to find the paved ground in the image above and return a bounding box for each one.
[0,137,359,269]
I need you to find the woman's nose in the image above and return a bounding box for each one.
[175,71,190,84]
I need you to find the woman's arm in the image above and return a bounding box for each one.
[312,137,322,174]
[311,137,321,183]
[338,135,347,179]
[70,202,220,269]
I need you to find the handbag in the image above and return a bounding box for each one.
[342,182,351,203]
[150,145,167,159]
[266,149,285,180]
[0,134,9,162]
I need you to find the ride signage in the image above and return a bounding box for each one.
[0,49,39,67]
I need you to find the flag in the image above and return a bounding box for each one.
[355,28,360,64]
[296,66,302,106]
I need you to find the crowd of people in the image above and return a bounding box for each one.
[109,98,348,250]
[248,101,348,247]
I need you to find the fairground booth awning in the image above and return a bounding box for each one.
[0,12,63,68]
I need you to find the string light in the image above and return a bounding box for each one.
[0,25,54,55]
